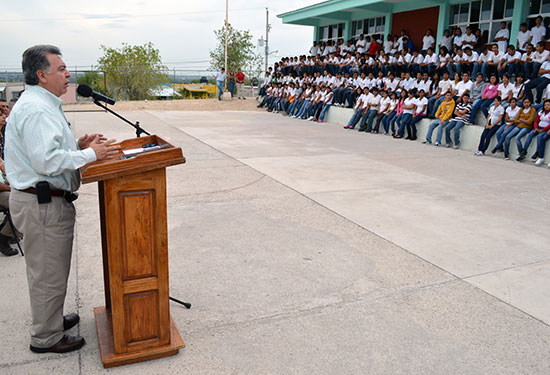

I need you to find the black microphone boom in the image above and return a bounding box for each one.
[76,84,150,137]
[77,84,116,105]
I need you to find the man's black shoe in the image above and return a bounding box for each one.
[63,313,80,331]
[0,246,18,256]
[358,128,366,132]
[0,234,16,256]
[516,154,525,161]
[30,335,85,354]
[531,152,539,160]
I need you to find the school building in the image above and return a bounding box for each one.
[278,0,548,50]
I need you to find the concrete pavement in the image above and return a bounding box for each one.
[1,109,549,374]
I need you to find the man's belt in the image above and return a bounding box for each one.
[21,187,71,198]
[19,187,78,203]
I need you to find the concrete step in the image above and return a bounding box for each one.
[324,106,550,165]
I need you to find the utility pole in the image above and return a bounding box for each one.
[265,8,270,74]
[224,0,229,90]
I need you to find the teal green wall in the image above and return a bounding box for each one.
[284,0,528,47]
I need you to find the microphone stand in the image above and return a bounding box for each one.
[91,98,191,310]
[92,99,150,138]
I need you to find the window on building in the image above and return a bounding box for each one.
[351,16,385,40]
[318,23,345,43]
[449,0,514,48]
[527,0,550,28]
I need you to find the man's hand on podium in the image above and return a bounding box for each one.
[87,135,121,160]
[78,133,106,149]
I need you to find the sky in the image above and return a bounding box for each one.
[1,0,319,73]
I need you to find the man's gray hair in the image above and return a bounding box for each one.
[22,45,62,85]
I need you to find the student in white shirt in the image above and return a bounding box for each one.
[429,71,451,117]
[436,46,451,75]
[359,87,382,132]
[494,22,510,53]
[409,50,424,76]
[356,34,367,54]
[316,86,334,123]
[382,92,399,134]
[492,97,520,156]
[417,72,432,94]
[373,90,390,133]
[344,87,369,129]
[420,47,438,75]
[422,29,435,54]
[439,29,453,52]
[391,35,400,56]
[310,42,319,56]
[473,47,492,79]
[395,89,416,138]
[447,47,465,77]
[461,26,477,50]
[384,35,393,55]
[497,45,521,78]
[454,72,473,99]
[525,42,549,80]
[453,28,463,50]
[408,89,428,140]
[524,59,550,103]
[475,96,505,155]
[530,15,547,45]
[483,44,503,78]
[517,23,533,53]
[462,47,479,75]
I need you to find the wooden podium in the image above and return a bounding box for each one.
[81,135,186,368]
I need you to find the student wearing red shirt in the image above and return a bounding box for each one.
[236,68,246,99]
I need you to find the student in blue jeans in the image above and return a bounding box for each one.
[515,98,538,161]
[475,96,505,156]
[215,68,226,101]
[423,92,455,146]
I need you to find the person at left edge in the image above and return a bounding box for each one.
[5,45,121,354]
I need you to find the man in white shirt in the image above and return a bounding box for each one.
[527,41,550,80]
[498,45,521,78]
[484,44,503,78]
[420,47,438,75]
[439,29,453,52]
[359,87,382,132]
[310,41,319,56]
[494,22,510,53]
[383,35,393,55]
[409,50,424,76]
[448,47,466,77]
[215,68,226,100]
[422,29,435,54]
[530,15,547,45]
[454,72,473,99]
[461,26,477,50]
[524,59,550,103]
[7,45,119,354]
[517,23,532,53]
[453,28,463,50]
[473,47,493,79]
[462,47,479,75]
[356,34,367,54]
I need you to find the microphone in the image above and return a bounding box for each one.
[77,84,115,105]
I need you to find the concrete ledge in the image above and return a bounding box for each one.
[324,106,550,164]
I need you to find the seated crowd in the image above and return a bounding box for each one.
[257,17,550,167]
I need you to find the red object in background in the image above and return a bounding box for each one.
[236,72,245,84]
[391,7,439,50]
[369,40,382,55]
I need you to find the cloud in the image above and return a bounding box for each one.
[1,0,316,72]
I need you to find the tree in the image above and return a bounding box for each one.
[209,23,262,81]
[98,42,169,101]
[76,71,106,95]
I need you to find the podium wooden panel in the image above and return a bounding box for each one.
[82,135,186,368]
